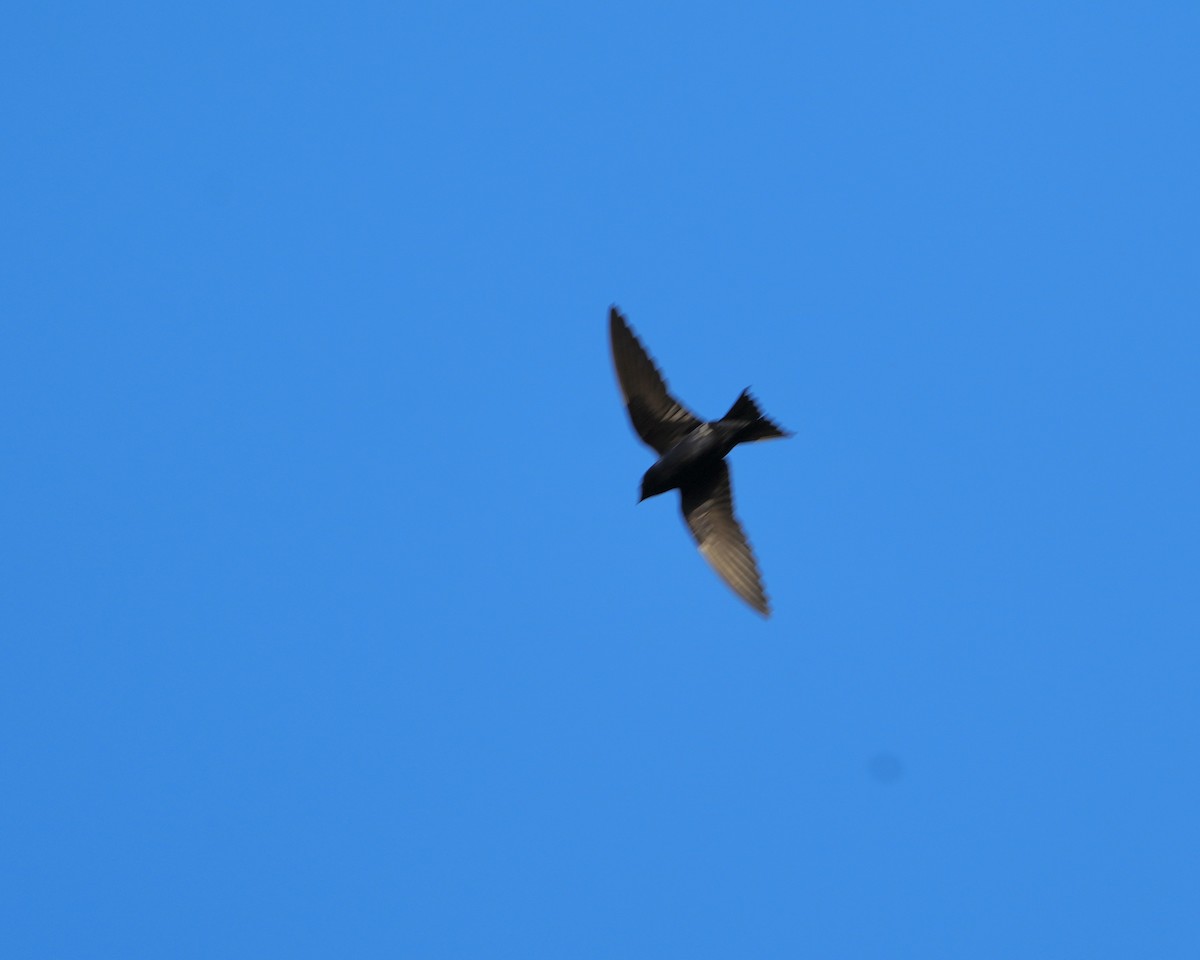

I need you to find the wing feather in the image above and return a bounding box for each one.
[609,306,702,454]
[680,461,771,616]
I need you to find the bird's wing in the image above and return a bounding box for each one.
[609,306,703,455]
[680,460,770,616]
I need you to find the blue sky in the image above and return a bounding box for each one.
[3,2,1198,956]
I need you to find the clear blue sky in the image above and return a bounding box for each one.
[3,2,1198,957]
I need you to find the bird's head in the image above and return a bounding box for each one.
[639,464,671,502]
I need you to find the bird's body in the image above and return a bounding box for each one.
[609,306,791,616]
[639,423,726,499]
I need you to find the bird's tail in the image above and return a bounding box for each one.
[721,389,791,443]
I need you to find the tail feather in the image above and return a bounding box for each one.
[721,389,791,443]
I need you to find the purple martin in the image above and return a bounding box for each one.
[609,306,791,617]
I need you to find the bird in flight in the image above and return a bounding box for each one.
[609,306,791,616]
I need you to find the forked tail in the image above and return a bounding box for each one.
[720,389,791,443]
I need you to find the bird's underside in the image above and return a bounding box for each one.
[609,306,788,617]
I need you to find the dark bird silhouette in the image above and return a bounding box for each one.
[609,305,791,616]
